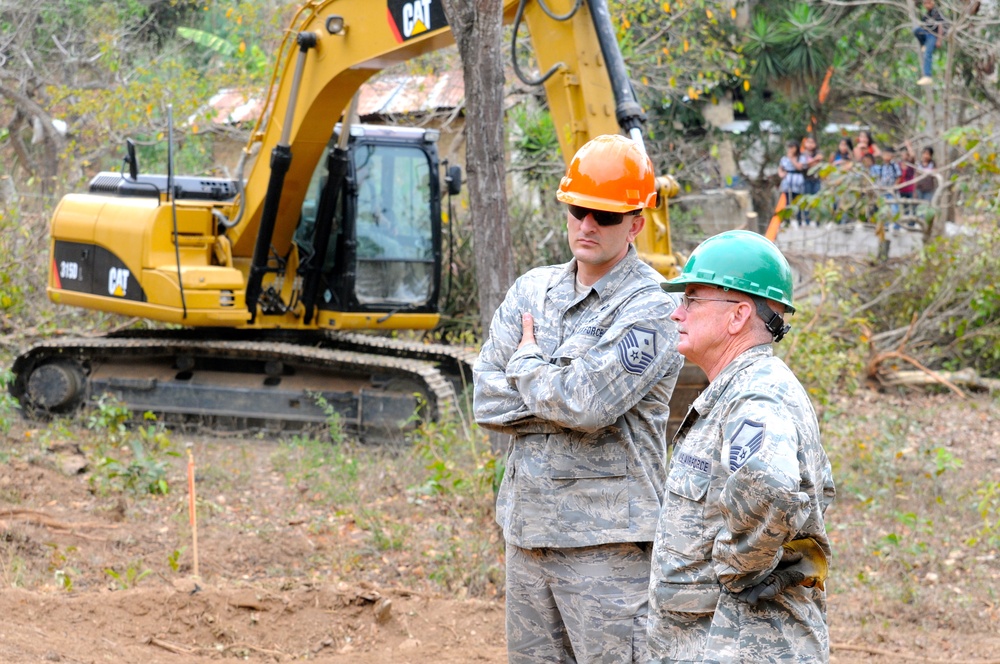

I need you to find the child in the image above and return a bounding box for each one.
[862,152,877,177]
[799,135,823,225]
[898,145,917,216]
[915,146,937,202]
[858,153,879,224]
[800,135,824,192]
[778,139,806,225]
[914,0,947,85]
[878,147,903,223]
[831,138,855,166]
[857,130,882,159]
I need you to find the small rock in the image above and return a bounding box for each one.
[59,454,88,475]
[373,597,392,625]
[397,638,421,651]
[170,578,203,594]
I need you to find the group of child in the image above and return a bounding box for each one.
[778,130,938,226]
[771,0,952,226]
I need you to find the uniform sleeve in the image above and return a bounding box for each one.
[711,398,815,591]
[472,279,564,435]
[504,293,681,433]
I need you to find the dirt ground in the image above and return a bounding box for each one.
[1,391,1000,664]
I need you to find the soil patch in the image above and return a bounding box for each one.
[1,391,998,663]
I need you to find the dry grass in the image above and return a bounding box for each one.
[822,390,1000,641]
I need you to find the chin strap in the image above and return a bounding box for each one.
[751,296,791,342]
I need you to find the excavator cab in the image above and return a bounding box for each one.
[295,125,445,316]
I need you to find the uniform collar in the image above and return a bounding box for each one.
[692,344,773,413]
[561,245,641,301]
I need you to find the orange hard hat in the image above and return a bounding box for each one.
[556,134,657,212]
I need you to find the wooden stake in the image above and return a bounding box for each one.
[186,443,199,579]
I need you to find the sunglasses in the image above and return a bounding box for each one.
[567,204,642,227]
[680,294,741,309]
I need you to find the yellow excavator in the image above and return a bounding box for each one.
[10,0,702,438]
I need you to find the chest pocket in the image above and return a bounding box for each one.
[663,461,713,562]
[550,324,604,365]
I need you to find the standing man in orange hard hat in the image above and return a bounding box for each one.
[474,134,684,663]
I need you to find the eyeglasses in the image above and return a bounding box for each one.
[567,204,642,227]
[680,294,741,309]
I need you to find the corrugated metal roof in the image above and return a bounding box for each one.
[357,71,464,116]
[203,89,266,125]
[202,71,464,126]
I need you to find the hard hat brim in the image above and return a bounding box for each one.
[556,188,654,213]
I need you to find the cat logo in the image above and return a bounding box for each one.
[387,0,447,43]
[403,0,431,36]
[108,267,130,297]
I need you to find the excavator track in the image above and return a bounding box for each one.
[10,333,464,441]
[324,331,478,393]
[326,331,703,439]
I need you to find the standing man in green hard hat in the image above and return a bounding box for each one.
[646,230,836,663]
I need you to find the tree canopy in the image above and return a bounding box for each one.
[3,0,1000,365]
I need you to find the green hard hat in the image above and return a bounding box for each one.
[662,230,795,312]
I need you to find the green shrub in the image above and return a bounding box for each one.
[845,225,1000,377]
[0,370,20,437]
[84,396,177,496]
[778,261,868,403]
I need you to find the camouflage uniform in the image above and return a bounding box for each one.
[647,344,835,664]
[474,246,683,663]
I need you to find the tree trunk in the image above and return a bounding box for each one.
[440,0,516,337]
[441,0,515,456]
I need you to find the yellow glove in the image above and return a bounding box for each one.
[735,537,828,605]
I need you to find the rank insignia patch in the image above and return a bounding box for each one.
[617,325,657,375]
[729,419,765,472]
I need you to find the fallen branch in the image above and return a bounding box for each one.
[144,635,287,658]
[221,642,287,658]
[105,317,141,335]
[144,636,195,655]
[832,642,1000,663]
[0,508,118,541]
[880,368,1000,393]
[383,584,425,597]
[868,351,967,398]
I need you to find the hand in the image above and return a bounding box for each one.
[735,537,828,605]
[517,312,536,349]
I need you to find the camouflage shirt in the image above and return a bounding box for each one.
[474,246,683,549]
[648,344,836,663]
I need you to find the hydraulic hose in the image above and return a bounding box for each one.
[584,0,647,151]
[245,31,317,322]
